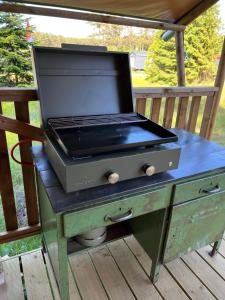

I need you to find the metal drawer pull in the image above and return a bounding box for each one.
[105,209,133,223]
[202,185,221,194]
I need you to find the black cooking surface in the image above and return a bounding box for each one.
[49,113,178,157]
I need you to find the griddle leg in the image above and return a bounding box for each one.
[210,239,222,257]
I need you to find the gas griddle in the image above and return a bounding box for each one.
[32,45,180,192]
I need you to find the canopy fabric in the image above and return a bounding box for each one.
[18,0,216,23]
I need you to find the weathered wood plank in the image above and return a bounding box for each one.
[208,36,225,138]
[0,114,43,139]
[108,239,162,299]
[2,257,24,300]
[0,224,40,244]
[124,236,188,300]
[0,87,218,100]
[44,253,61,300]
[134,87,218,98]
[166,257,215,300]
[187,96,201,133]
[200,95,215,138]
[0,88,37,101]
[45,252,81,300]
[150,98,162,123]
[135,98,146,115]
[89,246,135,300]
[15,101,39,226]
[69,253,108,300]
[22,251,53,300]
[175,31,185,86]
[182,251,225,299]
[197,245,225,280]
[0,257,5,286]
[217,239,225,258]
[176,97,189,129]
[0,103,18,231]
[163,97,175,128]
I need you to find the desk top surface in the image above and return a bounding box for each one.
[33,129,225,213]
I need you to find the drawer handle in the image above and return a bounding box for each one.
[105,209,133,223]
[202,185,221,194]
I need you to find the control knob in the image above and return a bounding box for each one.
[106,172,120,184]
[144,165,156,176]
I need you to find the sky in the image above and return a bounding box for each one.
[27,0,225,38]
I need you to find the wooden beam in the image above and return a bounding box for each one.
[175,0,219,26]
[0,3,185,31]
[0,88,37,101]
[175,31,186,86]
[0,114,44,139]
[0,225,41,244]
[0,87,219,101]
[207,36,225,139]
[162,0,219,40]
[134,87,218,98]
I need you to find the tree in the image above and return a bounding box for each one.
[91,23,153,51]
[145,5,222,86]
[0,13,34,87]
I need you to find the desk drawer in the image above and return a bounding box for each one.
[63,186,168,238]
[164,191,225,262]
[173,173,225,204]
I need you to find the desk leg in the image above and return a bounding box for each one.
[57,217,69,300]
[58,238,69,300]
[210,238,222,257]
[129,208,168,283]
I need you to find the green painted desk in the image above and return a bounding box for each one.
[33,129,225,300]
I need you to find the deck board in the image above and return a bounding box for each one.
[182,251,225,299]
[1,257,24,300]
[69,252,108,300]
[125,236,190,300]
[108,239,162,299]
[2,236,225,300]
[22,251,53,300]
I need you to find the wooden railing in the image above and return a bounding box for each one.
[0,86,219,243]
[134,87,219,138]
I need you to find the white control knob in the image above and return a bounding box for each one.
[107,172,120,184]
[144,165,156,176]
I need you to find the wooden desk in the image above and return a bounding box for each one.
[33,129,225,300]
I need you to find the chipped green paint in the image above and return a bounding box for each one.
[36,167,225,300]
[63,186,170,238]
[164,191,225,262]
[173,172,225,204]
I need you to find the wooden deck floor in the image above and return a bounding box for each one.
[1,235,225,300]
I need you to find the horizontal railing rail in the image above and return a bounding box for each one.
[0,86,219,243]
[133,86,219,137]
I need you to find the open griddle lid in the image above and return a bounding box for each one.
[32,46,134,126]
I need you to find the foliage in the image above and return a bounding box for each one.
[145,5,223,85]
[33,24,153,52]
[0,13,34,87]
[91,24,153,51]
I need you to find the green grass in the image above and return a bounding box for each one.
[0,71,225,256]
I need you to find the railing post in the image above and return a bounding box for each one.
[175,31,186,86]
[207,36,225,139]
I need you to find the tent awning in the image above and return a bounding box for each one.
[16,0,218,25]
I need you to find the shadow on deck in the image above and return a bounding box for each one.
[1,235,225,299]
